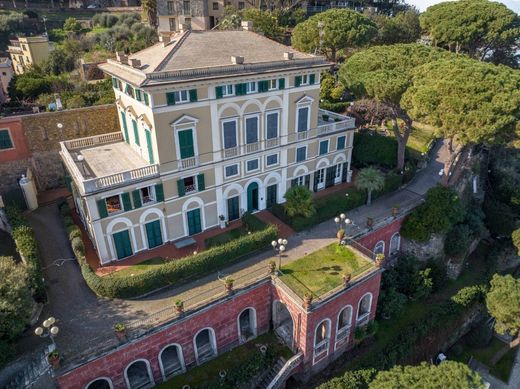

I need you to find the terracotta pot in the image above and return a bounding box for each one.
[303,295,313,310]
[176,305,184,315]
[366,218,374,227]
[115,330,126,341]
[391,207,399,217]
[342,274,351,287]
[48,355,60,369]
[337,230,345,241]
[225,283,233,294]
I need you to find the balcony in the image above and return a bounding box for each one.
[60,132,159,195]
[289,109,356,144]
[179,156,198,170]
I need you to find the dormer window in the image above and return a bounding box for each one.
[295,73,316,87]
[173,90,189,103]
[268,79,277,90]
[245,82,257,94]
[166,89,198,105]
[222,85,234,97]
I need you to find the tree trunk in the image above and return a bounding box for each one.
[12,0,17,8]
[367,190,372,205]
[330,47,336,63]
[390,112,412,171]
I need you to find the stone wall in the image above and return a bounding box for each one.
[401,233,445,262]
[357,217,404,258]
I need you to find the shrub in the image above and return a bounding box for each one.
[67,225,82,241]
[466,321,493,348]
[63,216,75,228]
[465,210,486,239]
[319,100,351,113]
[444,224,473,257]
[352,132,399,169]
[71,237,85,257]
[318,368,377,389]
[283,185,315,218]
[513,228,520,256]
[241,212,266,232]
[451,284,486,307]
[425,259,446,292]
[378,287,407,319]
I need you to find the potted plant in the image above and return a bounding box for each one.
[219,214,226,229]
[342,273,351,287]
[303,292,313,310]
[224,277,234,293]
[48,350,60,369]
[366,217,374,227]
[391,204,400,217]
[113,323,127,341]
[337,228,345,243]
[322,113,330,122]
[175,300,184,314]
[268,260,276,274]
[375,253,385,267]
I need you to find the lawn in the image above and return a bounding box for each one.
[491,346,518,382]
[204,227,245,248]
[385,120,437,158]
[104,257,165,279]
[157,332,293,389]
[279,244,375,298]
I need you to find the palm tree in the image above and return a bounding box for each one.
[141,0,157,28]
[355,167,384,206]
[283,186,315,218]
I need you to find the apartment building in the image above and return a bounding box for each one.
[157,0,253,32]
[60,25,356,264]
[7,36,52,75]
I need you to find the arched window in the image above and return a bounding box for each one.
[237,308,257,344]
[85,378,113,389]
[374,240,385,256]
[313,319,331,364]
[390,233,401,255]
[194,328,217,364]
[159,344,185,380]
[335,306,353,348]
[357,293,373,325]
[124,359,154,389]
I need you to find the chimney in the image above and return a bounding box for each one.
[231,55,244,65]
[116,51,128,64]
[284,52,294,60]
[179,23,190,33]
[129,58,141,68]
[241,21,253,31]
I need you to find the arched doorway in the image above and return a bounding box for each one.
[194,328,217,364]
[124,360,154,389]
[247,182,259,212]
[159,344,185,380]
[273,300,294,350]
[85,378,113,389]
[238,308,257,343]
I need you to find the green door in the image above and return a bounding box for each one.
[187,208,202,236]
[266,184,277,208]
[145,220,162,249]
[113,230,133,259]
[145,129,154,164]
[227,196,240,221]
[247,182,259,212]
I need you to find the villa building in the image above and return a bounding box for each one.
[7,36,52,75]
[60,24,356,264]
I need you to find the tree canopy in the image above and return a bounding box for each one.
[369,361,484,388]
[420,0,520,65]
[371,9,421,45]
[284,186,315,218]
[291,9,377,62]
[486,274,520,338]
[355,167,385,205]
[402,57,520,148]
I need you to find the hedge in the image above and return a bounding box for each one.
[353,132,402,169]
[58,203,277,299]
[5,207,46,302]
[319,100,351,113]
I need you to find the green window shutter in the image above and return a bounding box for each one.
[215,86,223,99]
[176,179,185,197]
[295,75,302,87]
[132,190,142,209]
[144,93,150,106]
[309,73,316,84]
[278,78,285,89]
[132,119,140,146]
[189,89,198,102]
[0,130,13,149]
[135,89,142,101]
[97,199,108,219]
[120,112,129,143]
[258,80,267,92]
[122,192,133,211]
[64,175,72,192]
[166,92,176,106]
[111,77,118,88]
[155,183,165,202]
[235,83,246,96]
[197,173,205,191]
[178,129,195,159]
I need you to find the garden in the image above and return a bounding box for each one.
[279,244,375,298]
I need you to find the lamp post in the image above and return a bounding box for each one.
[334,213,346,232]
[34,317,59,349]
[344,218,353,242]
[271,238,288,270]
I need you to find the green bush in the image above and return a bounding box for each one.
[451,284,486,307]
[71,236,85,257]
[445,224,473,257]
[241,212,267,232]
[63,216,75,228]
[319,100,351,113]
[318,368,377,389]
[353,132,401,169]
[0,339,15,370]
[466,321,493,348]
[378,287,407,319]
[68,225,82,241]
[373,171,403,200]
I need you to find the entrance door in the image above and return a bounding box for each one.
[187,208,202,235]
[315,169,325,191]
[247,182,259,212]
[325,166,335,188]
[227,196,240,221]
[145,220,162,249]
[266,184,277,208]
[113,230,133,259]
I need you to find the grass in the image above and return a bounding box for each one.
[279,244,374,298]
[491,346,518,382]
[385,120,437,158]
[157,332,293,389]
[104,257,165,279]
[204,227,246,248]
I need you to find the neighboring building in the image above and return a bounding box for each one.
[0,116,31,194]
[0,58,14,96]
[7,36,52,75]
[61,25,356,264]
[157,0,253,32]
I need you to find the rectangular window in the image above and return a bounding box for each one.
[140,186,155,204]
[0,129,13,150]
[222,84,234,97]
[268,79,277,90]
[266,112,278,139]
[177,129,195,159]
[319,140,329,155]
[245,116,258,144]
[296,146,307,162]
[183,176,197,193]
[225,164,239,178]
[266,153,278,166]
[337,135,346,150]
[167,1,175,14]
[169,18,176,31]
[246,159,259,172]
[183,0,191,14]
[223,120,237,149]
[296,175,305,186]
[105,195,122,214]
[297,106,309,132]
[184,17,191,26]
[238,1,245,9]
[212,2,218,10]
[301,74,309,85]
[174,90,189,103]
[245,81,256,94]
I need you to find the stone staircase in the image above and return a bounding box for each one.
[257,357,287,389]
[257,352,304,389]
[4,347,51,389]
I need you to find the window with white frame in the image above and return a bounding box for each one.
[105,195,122,214]
[266,153,278,166]
[296,146,307,162]
[297,106,310,132]
[301,74,309,85]
[246,158,259,172]
[268,79,277,90]
[222,84,234,97]
[336,306,352,344]
[266,112,278,139]
[295,175,305,186]
[222,120,238,149]
[245,116,259,144]
[245,82,257,94]
[319,140,329,155]
[225,164,239,178]
[334,164,342,180]
[357,293,372,324]
[337,135,346,150]
[314,320,330,362]
[140,186,155,204]
[374,241,385,255]
[173,90,189,103]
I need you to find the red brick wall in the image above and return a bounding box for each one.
[0,117,30,162]
[357,217,404,257]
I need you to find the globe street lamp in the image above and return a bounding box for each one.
[334,213,346,232]
[271,238,288,270]
[34,317,59,348]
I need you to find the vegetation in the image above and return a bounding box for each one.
[370,9,421,45]
[283,185,315,218]
[444,224,473,258]
[486,274,520,341]
[513,228,520,256]
[352,131,400,169]
[205,213,267,248]
[355,167,385,205]
[279,244,374,298]
[292,9,377,62]
[318,368,376,389]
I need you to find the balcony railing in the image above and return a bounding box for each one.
[63,132,123,150]
[245,142,260,153]
[266,138,279,148]
[179,156,198,170]
[223,146,239,159]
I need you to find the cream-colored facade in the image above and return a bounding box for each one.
[61,29,356,264]
[7,36,52,75]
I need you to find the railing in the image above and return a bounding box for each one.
[266,138,279,148]
[178,156,198,170]
[245,142,260,153]
[314,340,329,356]
[64,132,123,150]
[185,183,197,193]
[82,164,160,193]
[223,146,239,159]
[266,352,304,389]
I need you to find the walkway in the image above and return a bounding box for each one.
[9,141,448,372]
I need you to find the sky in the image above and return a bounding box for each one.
[407,0,520,13]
